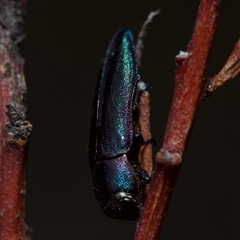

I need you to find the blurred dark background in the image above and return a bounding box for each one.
[20,1,239,240]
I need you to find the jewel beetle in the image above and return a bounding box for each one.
[88,29,150,220]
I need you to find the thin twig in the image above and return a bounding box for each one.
[138,91,152,175]
[208,39,240,91]
[136,9,161,67]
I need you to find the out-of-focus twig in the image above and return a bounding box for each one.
[136,9,161,67]
[208,39,240,91]
[0,1,32,240]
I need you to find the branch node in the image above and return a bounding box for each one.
[156,149,182,166]
[176,50,190,60]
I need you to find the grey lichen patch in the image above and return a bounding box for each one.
[5,104,32,149]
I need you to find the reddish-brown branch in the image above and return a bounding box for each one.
[134,1,223,239]
[138,91,152,175]
[0,1,32,240]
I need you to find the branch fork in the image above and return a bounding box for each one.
[135,1,239,240]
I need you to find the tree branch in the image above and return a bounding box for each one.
[135,1,224,239]
[0,1,32,239]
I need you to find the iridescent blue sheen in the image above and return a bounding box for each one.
[89,29,138,162]
[89,29,148,220]
[91,155,142,220]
